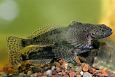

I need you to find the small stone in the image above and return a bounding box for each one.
[82,64,89,72]
[58,72,62,76]
[68,63,74,68]
[58,58,64,65]
[56,67,61,73]
[80,71,84,75]
[51,66,55,71]
[52,70,57,75]
[75,66,82,72]
[83,72,92,77]
[35,72,42,77]
[111,72,115,77]
[41,75,48,77]
[89,67,96,74]
[76,74,81,77]
[97,69,108,77]
[69,68,74,77]
[74,56,81,65]
[100,69,108,76]
[30,74,35,77]
[54,62,61,67]
[65,73,69,77]
[62,61,68,69]
[19,72,26,77]
[45,69,52,77]
[27,71,32,76]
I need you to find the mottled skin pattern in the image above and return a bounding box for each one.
[7,21,112,65]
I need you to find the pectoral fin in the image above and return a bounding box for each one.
[66,31,93,49]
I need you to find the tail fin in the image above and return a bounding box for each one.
[7,36,24,66]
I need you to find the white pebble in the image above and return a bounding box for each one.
[51,66,55,70]
[27,71,32,76]
[19,72,26,77]
[45,70,52,77]
[80,71,84,75]
[83,72,92,77]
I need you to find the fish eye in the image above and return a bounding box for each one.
[91,32,95,36]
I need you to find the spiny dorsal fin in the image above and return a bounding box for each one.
[28,25,58,38]
[69,21,83,27]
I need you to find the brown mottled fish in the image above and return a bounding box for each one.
[7,21,112,65]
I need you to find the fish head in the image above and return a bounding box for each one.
[90,24,112,39]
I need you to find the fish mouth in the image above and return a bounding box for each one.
[100,29,112,39]
[107,28,112,36]
[102,24,112,37]
[104,29,112,38]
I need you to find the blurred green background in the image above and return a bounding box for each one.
[0,0,105,65]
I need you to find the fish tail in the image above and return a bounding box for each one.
[7,36,28,65]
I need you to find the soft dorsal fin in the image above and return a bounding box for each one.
[69,21,83,27]
[28,25,58,38]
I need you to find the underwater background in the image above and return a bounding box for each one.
[0,0,115,71]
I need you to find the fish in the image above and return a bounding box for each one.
[7,21,112,65]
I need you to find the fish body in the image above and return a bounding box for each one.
[7,21,112,65]
[23,21,112,49]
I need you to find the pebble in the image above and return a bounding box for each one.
[34,73,38,77]
[96,69,109,77]
[74,56,81,65]
[75,66,82,72]
[62,61,68,69]
[30,74,35,77]
[27,71,32,76]
[54,62,61,67]
[36,72,42,77]
[80,71,84,75]
[41,75,48,77]
[100,69,108,76]
[82,63,89,72]
[69,68,74,77]
[83,72,92,77]
[56,66,61,72]
[65,74,69,77]
[76,73,81,77]
[19,72,26,77]
[45,69,52,77]
[89,67,96,74]
[51,66,55,71]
